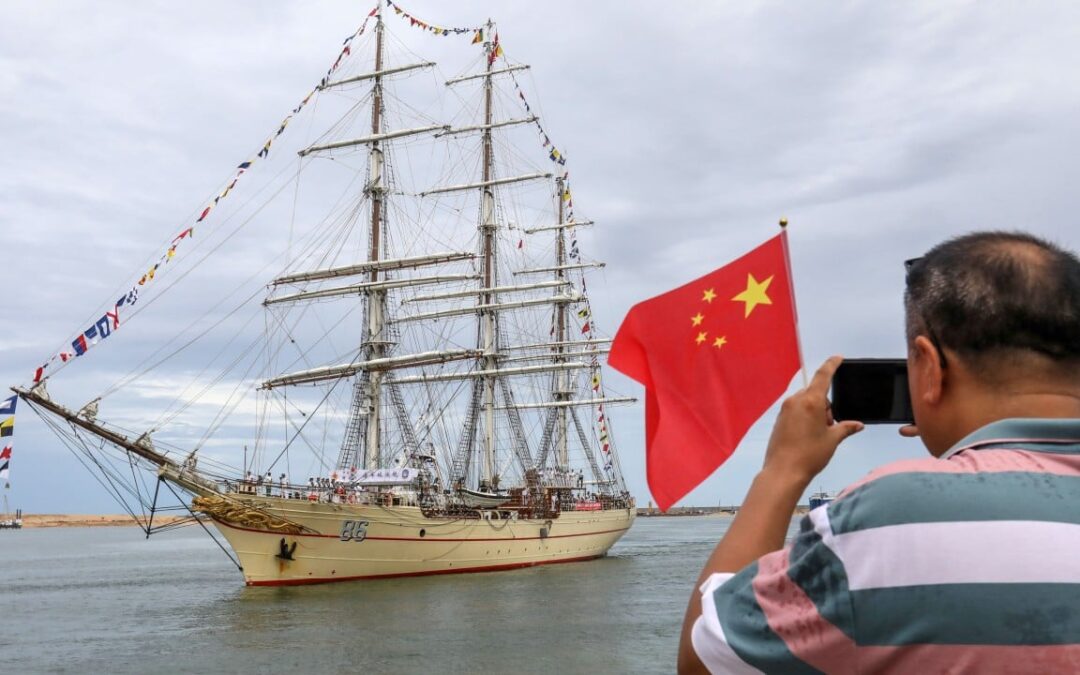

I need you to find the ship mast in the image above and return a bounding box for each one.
[479,19,498,488]
[340,7,389,471]
[365,7,388,471]
[554,176,569,469]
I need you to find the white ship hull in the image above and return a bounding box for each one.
[207,498,635,586]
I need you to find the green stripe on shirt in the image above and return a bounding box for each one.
[851,583,1080,646]
[788,515,856,640]
[946,418,1080,456]
[713,562,824,674]
[829,471,1080,534]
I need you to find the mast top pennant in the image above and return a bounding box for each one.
[384,0,484,37]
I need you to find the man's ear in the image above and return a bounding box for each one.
[912,335,945,406]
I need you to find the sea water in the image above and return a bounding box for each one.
[0,515,800,674]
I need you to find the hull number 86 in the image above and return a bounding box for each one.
[339,520,369,542]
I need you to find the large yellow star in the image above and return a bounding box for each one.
[702,288,717,303]
[732,273,774,318]
[713,336,727,349]
[691,312,704,326]
[694,331,707,345]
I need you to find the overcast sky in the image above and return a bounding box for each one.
[4,1,1080,514]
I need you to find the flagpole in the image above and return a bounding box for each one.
[779,217,810,389]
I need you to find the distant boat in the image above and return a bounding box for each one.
[808,491,835,510]
[0,492,21,530]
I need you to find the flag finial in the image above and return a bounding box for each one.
[779,217,788,229]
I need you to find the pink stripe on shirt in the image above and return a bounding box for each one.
[841,448,1080,496]
[751,545,1080,673]
[752,547,857,674]
[858,643,1080,674]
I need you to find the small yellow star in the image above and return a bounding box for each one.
[702,288,717,303]
[713,336,727,349]
[691,312,704,326]
[732,273,775,318]
[695,331,708,345]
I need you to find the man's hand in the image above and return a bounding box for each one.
[761,355,865,486]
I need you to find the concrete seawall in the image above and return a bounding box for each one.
[636,505,811,517]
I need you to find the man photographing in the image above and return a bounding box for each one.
[679,231,1080,673]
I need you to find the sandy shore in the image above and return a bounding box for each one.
[19,514,191,528]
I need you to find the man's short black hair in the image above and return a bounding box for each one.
[905,231,1080,370]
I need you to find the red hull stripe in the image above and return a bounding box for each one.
[212,517,631,542]
[245,553,605,586]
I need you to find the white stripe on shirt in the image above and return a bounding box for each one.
[692,573,763,674]
[830,519,1080,590]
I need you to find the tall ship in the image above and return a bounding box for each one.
[12,4,635,585]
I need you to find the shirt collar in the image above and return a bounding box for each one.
[942,417,1080,459]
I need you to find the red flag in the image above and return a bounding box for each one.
[608,232,801,511]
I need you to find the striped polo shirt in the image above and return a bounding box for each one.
[692,418,1080,674]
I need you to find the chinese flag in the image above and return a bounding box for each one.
[608,232,801,511]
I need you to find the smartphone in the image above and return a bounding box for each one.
[830,358,914,425]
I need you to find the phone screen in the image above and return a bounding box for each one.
[831,359,914,424]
